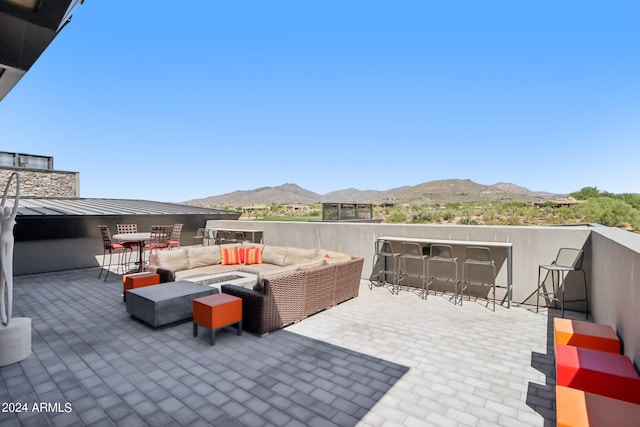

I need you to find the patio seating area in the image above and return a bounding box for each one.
[0,267,563,426]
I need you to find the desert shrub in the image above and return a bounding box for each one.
[386,210,408,223]
[442,211,455,221]
[411,212,435,223]
[458,217,479,225]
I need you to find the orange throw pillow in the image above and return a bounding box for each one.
[244,247,263,265]
[221,247,241,265]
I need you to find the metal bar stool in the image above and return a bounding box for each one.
[398,242,429,298]
[536,248,588,319]
[369,239,400,293]
[461,246,496,310]
[427,244,459,303]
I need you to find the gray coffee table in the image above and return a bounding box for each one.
[126,281,218,327]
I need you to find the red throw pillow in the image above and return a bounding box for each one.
[221,247,241,265]
[244,247,263,265]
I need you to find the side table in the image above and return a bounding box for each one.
[193,294,242,346]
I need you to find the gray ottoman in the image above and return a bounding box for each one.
[126,281,218,327]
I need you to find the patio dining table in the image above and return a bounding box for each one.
[113,232,151,273]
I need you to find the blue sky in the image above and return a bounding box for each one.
[2,1,639,202]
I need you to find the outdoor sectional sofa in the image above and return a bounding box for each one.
[149,243,364,335]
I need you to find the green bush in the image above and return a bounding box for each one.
[577,197,640,228]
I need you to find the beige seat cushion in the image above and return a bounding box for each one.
[175,264,240,281]
[240,263,300,283]
[297,259,326,270]
[320,249,352,264]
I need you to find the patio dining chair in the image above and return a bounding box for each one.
[116,223,139,265]
[144,225,172,265]
[98,225,129,281]
[169,223,183,249]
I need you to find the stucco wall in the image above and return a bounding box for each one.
[206,220,593,305]
[589,227,640,364]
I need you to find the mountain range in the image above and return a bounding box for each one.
[183,179,562,207]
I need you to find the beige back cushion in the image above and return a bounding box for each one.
[261,245,288,266]
[155,248,190,272]
[186,245,221,269]
[284,247,320,266]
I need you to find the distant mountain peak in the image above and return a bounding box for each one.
[183,179,561,206]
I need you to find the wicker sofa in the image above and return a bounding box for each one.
[149,243,364,335]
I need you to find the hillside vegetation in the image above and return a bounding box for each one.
[379,187,640,231]
[211,187,640,232]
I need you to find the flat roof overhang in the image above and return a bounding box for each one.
[0,0,83,101]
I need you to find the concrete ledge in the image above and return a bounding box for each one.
[0,317,32,367]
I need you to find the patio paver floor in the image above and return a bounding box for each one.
[0,268,564,426]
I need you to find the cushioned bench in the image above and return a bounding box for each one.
[554,318,620,354]
[556,385,640,427]
[126,281,218,327]
[555,343,640,405]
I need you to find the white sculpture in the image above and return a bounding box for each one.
[0,171,28,367]
[0,171,19,326]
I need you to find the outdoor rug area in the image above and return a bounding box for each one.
[0,268,408,427]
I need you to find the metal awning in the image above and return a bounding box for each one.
[12,197,238,217]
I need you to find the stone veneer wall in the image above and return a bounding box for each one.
[0,168,79,197]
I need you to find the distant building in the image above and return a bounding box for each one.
[321,203,380,222]
[0,151,79,198]
[533,197,583,209]
[0,151,241,275]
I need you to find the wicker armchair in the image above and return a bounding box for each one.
[222,257,364,336]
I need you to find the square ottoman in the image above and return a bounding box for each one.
[554,317,620,354]
[126,281,218,327]
[193,294,242,346]
[123,272,160,302]
[555,343,640,405]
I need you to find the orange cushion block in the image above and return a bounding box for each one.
[555,343,640,405]
[124,272,160,292]
[554,318,620,354]
[193,294,242,330]
[556,385,640,427]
